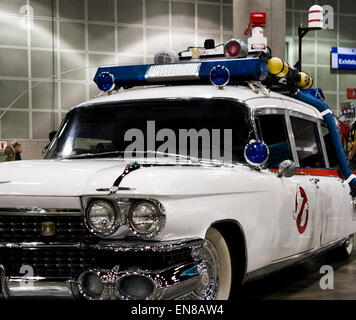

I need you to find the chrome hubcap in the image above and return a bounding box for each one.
[184,240,220,300]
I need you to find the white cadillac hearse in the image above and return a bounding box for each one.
[1,11,356,299]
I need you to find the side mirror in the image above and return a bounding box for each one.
[244,140,269,167]
[278,160,296,178]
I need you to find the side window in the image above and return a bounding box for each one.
[255,114,294,168]
[321,122,338,168]
[290,116,325,168]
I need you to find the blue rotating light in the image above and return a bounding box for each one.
[96,72,115,92]
[209,65,230,88]
[244,140,269,166]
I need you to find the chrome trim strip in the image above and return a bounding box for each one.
[0,242,84,249]
[0,208,82,216]
[96,187,135,192]
[0,238,204,252]
[252,107,286,117]
[285,110,300,167]
[288,109,321,123]
[0,265,9,299]
[5,278,75,298]
[93,238,204,252]
[160,276,201,300]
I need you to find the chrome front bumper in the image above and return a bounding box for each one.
[0,239,209,300]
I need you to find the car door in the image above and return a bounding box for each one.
[317,121,349,245]
[250,99,319,261]
[285,103,348,247]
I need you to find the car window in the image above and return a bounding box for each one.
[290,116,325,168]
[255,114,294,168]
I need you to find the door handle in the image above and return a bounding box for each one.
[309,178,320,184]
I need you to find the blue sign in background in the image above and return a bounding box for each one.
[331,47,356,70]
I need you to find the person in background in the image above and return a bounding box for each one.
[338,120,349,155]
[42,131,57,157]
[348,120,356,169]
[12,142,22,161]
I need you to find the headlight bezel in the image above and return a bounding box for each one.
[82,197,166,239]
[84,199,121,237]
[128,200,166,239]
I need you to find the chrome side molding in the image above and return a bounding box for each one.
[0,207,82,216]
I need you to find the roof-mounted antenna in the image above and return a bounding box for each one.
[295,5,324,72]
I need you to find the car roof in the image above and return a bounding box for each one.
[77,85,323,120]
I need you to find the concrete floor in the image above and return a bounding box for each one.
[239,250,356,300]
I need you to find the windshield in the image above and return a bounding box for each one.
[45,98,252,163]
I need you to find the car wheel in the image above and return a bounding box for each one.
[191,227,232,300]
[333,234,354,261]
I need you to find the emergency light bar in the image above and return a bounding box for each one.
[94,57,269,92]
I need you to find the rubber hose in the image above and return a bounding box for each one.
[295,90,356,197]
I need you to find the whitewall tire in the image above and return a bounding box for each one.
[205,227,232,300]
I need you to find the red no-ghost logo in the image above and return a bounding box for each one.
[294,186,309,234]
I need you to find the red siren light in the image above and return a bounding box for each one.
[227,43,240,57]
[224,39,248,59]
[250,12,266,25]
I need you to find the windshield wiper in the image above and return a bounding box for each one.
[65,151,124,159]
[65,150,197,161]
[64,150,228,166]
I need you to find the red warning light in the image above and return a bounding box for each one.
[250,12,266,25]
[245,12,267,35]
[227,43,240,57]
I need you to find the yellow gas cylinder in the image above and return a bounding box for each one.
[297,72,313,90]
[267,57,290,78]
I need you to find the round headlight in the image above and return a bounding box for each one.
[86,200,118,236]
[128,201,166,238]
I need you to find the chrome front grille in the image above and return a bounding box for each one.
[0,210,94,243]
[0,246,193,278]
[0,209,194,280]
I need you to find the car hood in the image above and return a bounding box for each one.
[0,158,273,197]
